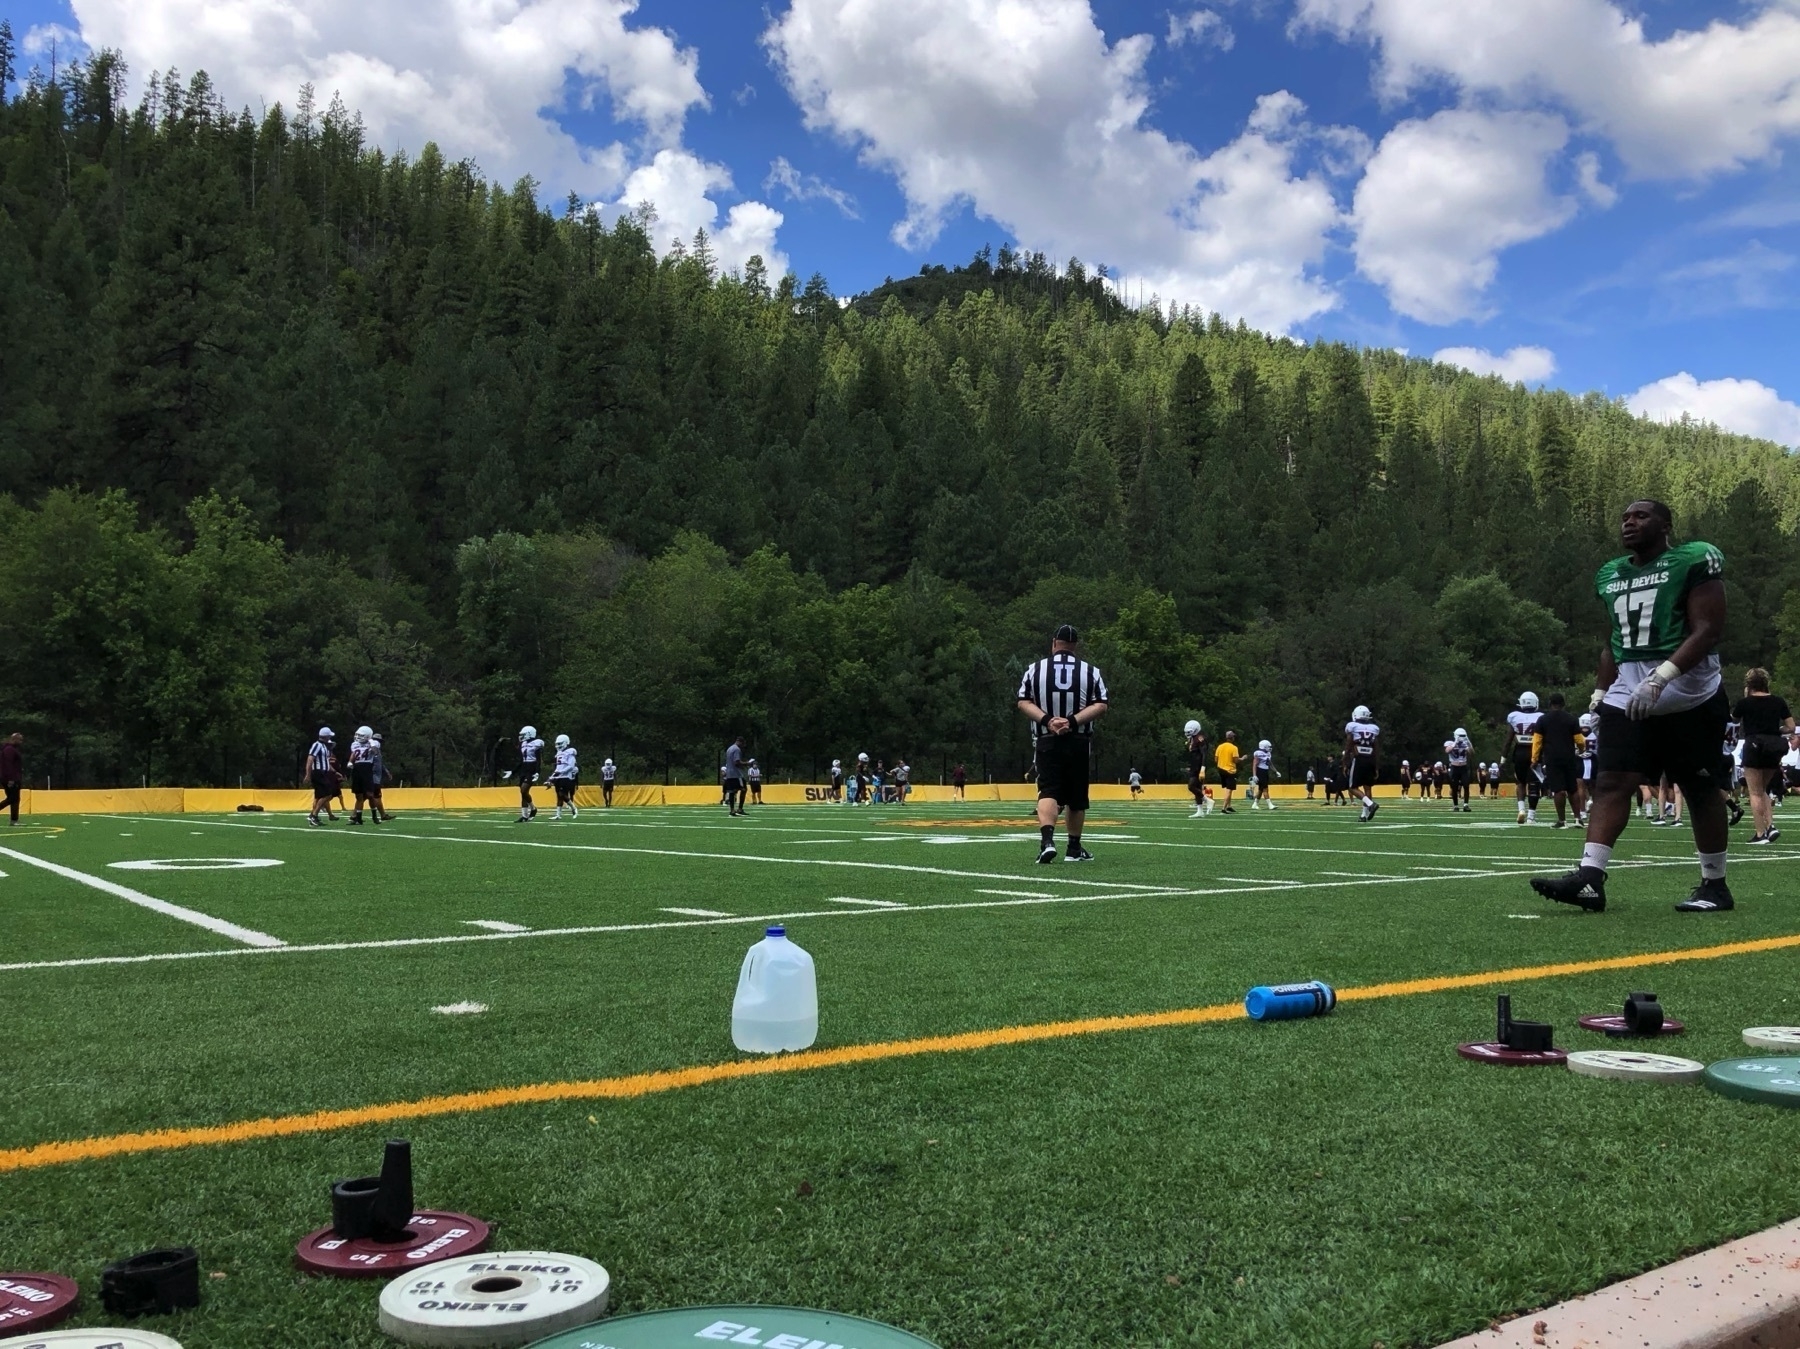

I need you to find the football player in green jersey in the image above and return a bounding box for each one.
[1532,500,1732,913]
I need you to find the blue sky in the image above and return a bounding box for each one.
[9,0,1800,442]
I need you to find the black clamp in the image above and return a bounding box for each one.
[100,1246,200,1316]
[1498,995,1554,1052]
[331,1138,415,1242]
[1623,990,1665,1035]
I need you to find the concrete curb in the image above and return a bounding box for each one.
[1440,1217,1800,1349]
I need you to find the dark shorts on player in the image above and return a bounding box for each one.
[351,763,374,795]
[1512,750,1534,786]
[1036,735,1092,811]
[1743,734,1787,772]
[1539,758,1578,794]
[1346,756,1378,790]
[1217,770,1237,792]
[1595,692,1730,789]
[310,770,333,797]
[1254,770,1270,790]
[1186,772,1204,799]
[1448,765,1469,788]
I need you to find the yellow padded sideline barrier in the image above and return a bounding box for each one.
[13,781,1410,815]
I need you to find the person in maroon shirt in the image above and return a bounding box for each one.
[1,733,23,825]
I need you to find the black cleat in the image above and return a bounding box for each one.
[1530,866,1607,912]
[1065,847,1094,862]
[1728,801,1745,828]
[1675,878,1734,912]
[1037,845,1059,865]
[1365,801,1380,821]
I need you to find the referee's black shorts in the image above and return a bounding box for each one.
[1596,692,1729,790]
[310,770,332,797]
[1035,735,1091,812]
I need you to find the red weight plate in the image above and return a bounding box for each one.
[1457,1041,1569,1066]
[295,1210,490,1278]
[1578,1014,1685,1035]
[0,1272,79,1334]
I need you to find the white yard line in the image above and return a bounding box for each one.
[975,889,1055,898]
[0,844,285,948]
[661,907,734,917]
[461,920,529,933]
[823,896,905,908]
[21,850,1775,976]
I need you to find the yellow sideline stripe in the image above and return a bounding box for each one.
[6,931,1799,1174]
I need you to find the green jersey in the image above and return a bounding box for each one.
[1595,540,1723,661]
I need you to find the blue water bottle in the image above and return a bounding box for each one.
[1245,980,1336,1021]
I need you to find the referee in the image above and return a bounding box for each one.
[1017,624,1109,863]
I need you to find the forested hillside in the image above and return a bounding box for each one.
[4,46,1799,789]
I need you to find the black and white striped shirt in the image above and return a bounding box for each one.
[1017,654,1108,739]
[307,740,332,773]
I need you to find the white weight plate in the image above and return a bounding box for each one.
[0,1332,184,1348]
[377,1250,609,1347]
[1743,1027,1800,1050]
[1566,1049,1705,1083]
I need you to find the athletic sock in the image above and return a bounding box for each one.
[1040,825,1054,849]
[1699,850,1727,881]
[1068,834,1082,854]
[1581,842,1613,874]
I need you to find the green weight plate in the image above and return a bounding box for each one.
[525,1305,942,1348]
[1703,1056,1800,1108]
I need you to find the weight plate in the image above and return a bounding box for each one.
[1566,1049,1705,1083]
[1742,1027,1800,1050]
[0,1331,183,1348]
[296,1210,490,1278]
[524,1305,942,1348]
[378,1251,609,1347]
[1577,1014,1685,1036]
[0,1274,78,1337]
[1457,1041,1567,1067]
[1704,1056,1800,1109]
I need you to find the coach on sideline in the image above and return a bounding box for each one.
[1017,624,1109,864]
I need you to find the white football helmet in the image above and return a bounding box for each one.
[318,726,334,739]
[858,752,869,762]
[832,758,841,768]
[1258,739,1271,751]
[355,725,372,741]
[603,757,614,767]
[1435,760,1445,770]
[520,725,538,740]
[1454,727,1468,741]
[1519,692,1539,711]
[555,734,570,750]
[1579,713,1596,730]
[1353,705,1372,722]
[1184,719,1202,737]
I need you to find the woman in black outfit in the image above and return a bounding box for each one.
[1734,667,1796,844]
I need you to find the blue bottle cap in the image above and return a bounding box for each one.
[766,925,786,938]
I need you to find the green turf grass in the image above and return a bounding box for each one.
[3,798,1799,1347]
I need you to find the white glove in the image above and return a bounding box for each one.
[1625,661,1681,722]
[1589,687,1607,713]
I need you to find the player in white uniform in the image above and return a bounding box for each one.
[1446,729,1474,812]
[548,734,579,819]
[1128,768,1143,800]
[1251,740,1279,810]
[1575,714,1597,825]
[1507,693,1543,824]
[1342,706,1381,821]
[515,725,545,822]
[601,756,617,807]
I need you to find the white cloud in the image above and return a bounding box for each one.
[1626,373,1800,447]
[1574,151,1616,208]
[765,0,1343,332]
[71,0,784,267]
[616,150,788,276]
[1352,109,1574,323]
[1167,9,1234,50]
[1433,345,1557,384]
[23,23,85,59]
[1296,0,1800,180]
[765,156,860,217]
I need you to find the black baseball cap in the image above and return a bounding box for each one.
[1053,624,1079,644]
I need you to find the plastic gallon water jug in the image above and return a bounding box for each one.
[732,926,818,1053]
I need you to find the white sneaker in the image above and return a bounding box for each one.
[1518,811,1527,824]
[1527,811,1537,823]
[1191,806,1205,818]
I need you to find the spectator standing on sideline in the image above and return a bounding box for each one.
[1735,668,1794,844]
[1,733,22,825]
[1016,624,1109,864]
[723,737,748,816]
[952,762,966,799]
[1214,731,1242,814]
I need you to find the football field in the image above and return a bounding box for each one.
[4,798,1800,1348]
